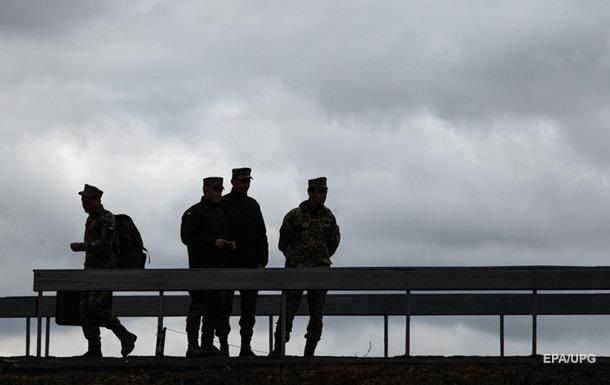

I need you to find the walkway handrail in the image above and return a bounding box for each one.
[29,266,610,358]
[8,293,610,319]
[33,266,610,291]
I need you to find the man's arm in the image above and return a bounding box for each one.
[255,202,269,267]
[278,211,294,256]
[180,209,216,248]
[327,214,340,257]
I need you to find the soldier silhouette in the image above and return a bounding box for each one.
[270,177,340,357]
[70,184,137,358]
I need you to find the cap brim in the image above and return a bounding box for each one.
[79,191,99,198]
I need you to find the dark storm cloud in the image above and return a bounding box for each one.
[0,0,119,35]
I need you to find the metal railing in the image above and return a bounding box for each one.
[20,266,610,358]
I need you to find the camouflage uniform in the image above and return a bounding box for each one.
[274,181,340,348]
[74,184,135,356]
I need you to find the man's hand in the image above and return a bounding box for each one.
[70,242,85,252]
[215,239,237,250]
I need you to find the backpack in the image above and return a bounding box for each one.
[114,214,149,268]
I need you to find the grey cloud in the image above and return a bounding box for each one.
[0,0,121,35]
[4,1,609,134]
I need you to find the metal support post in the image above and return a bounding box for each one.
[500,315,504,357]
[26,317,31,357]
[36,291,42,357]
[384,315,389,358]
[405,290,411,357]
[280,291,286,357]
[269,315,273,353]
[44,317,50,357]
[156,291,166,357]
[532,289,538,356]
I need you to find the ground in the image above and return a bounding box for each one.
[1,356,608,385]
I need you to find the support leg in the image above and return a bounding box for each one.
[384,315,388,358]
[26,317,31,357]
[405,290,411,357]
[156,291,165,357]
[532,290,538,356]
[36,291,42,357]
[280,291,286,357]
[500,315,504,357]
[45,317,50,357]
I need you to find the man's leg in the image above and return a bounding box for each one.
[90,291,137,357]
[270,289,303,356]
[79,292,102,357]
[216,290,234,354]
[238,289,257,356]
[186,290,206,357]
[304,289,328,357]
[201,290,226,356]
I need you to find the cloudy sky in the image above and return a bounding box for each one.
[2,0,610,357]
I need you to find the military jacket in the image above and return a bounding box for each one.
[278,200,340,267]
[220,190,269,268]
[83,207,118,269]
[181,197,232,268]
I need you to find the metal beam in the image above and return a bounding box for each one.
[8,293,610,319]
[33,266,610,292]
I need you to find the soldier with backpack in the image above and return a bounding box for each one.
[114,214,148,268]
[69,184,137,358]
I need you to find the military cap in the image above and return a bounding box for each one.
[203,177,224,189]
[78,184,103,198]
[308,177,327,190]
[232,167,253,180]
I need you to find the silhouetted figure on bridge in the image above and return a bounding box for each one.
[270,177,340,357]
[69,184,137,358]
[218,167,269,357]
[181,177,235,357]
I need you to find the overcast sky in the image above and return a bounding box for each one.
[2,0,610,357]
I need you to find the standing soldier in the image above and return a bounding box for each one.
[69,184,137,358]
[218,167,268,357]
[181,177,235,357]
[270,177,340,357]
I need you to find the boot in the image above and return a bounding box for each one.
[186,329,205,357]
[219,335,229,355]
[304,339,318,357]
[81,338,102,358]
[120,332,137,357]
[202,332,227,357]
[267,337,282,358]
[111,323,137,357]
[186,345,205,357]
[239,336,256,357]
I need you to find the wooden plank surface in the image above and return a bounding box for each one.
[33,266,610,291]
[5,293,610,318]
